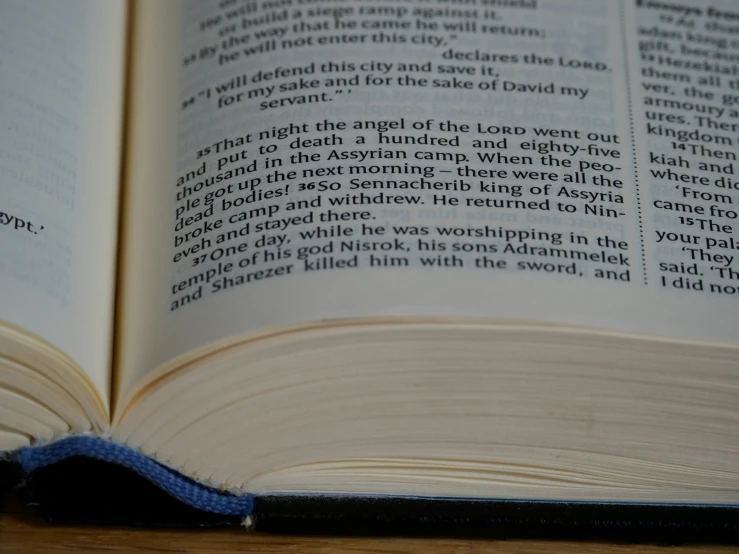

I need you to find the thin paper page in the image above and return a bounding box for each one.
[118,0,739,401]
[0,0,125,402]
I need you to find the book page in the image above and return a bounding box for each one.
[0,0,126,400]
[118,0,739,398]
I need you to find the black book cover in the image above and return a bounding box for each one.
[6,456,739,542]
[0,460,22,507]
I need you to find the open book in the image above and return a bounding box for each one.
[2,0,739,534]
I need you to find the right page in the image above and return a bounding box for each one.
[117,0,739,402]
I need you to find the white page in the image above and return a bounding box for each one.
[0,0,125,403]
[118,0,739,400]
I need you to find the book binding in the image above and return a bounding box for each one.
[1,437,738,541]
[16,436,253,518]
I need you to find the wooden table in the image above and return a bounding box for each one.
[1,492,734,553]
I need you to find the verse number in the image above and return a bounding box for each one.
[192,254,208,267]
[298,181,341,192]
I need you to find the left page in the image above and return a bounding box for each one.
[0,0,126,404]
